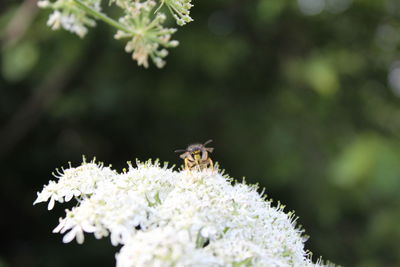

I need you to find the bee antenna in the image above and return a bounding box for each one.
[174,149,186,153]
[203,139,213,146]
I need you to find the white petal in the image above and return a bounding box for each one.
[81,222,97,233]
[47,197,55,210]
[64,192,73,202]
[62,228,77,243]
[53,221,64,233]
[76,228,85,244]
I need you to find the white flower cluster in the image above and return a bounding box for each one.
[157,0,193,26]
[114,1,179,68]
[38,0,100,37]
[34,158,329,267]
[38,0,192,67]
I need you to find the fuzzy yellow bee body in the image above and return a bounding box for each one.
[175,140,214,171]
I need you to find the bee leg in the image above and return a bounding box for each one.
[193,156,201,171]
[208,158,214,172]
[185,158,197,177]
[184,158,191,171]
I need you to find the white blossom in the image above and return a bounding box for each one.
[39,0,100,37]
[156,0,194,26]
[38,0,190,67]
[34,158,330,267]
[114,3,179,68]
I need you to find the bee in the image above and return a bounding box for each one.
[175,140,214,171]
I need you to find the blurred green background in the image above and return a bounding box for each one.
[1,0,400,266]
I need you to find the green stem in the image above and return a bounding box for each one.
[72,0,132,33]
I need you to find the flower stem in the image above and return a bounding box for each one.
[72,0,132,33]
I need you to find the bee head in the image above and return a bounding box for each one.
[174,140,213,156]
[187,144,203,155]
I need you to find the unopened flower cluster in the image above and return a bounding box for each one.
[38,0,193,67]
[34,158,329,267]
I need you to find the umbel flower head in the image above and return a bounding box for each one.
[38,0,101,37]
[114,1,179,68]
[34,158,331,267]
[156,0,193,26]
[37,0,193,67]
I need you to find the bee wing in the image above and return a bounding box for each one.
[200,149,208,160]
[206,147,214,153]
